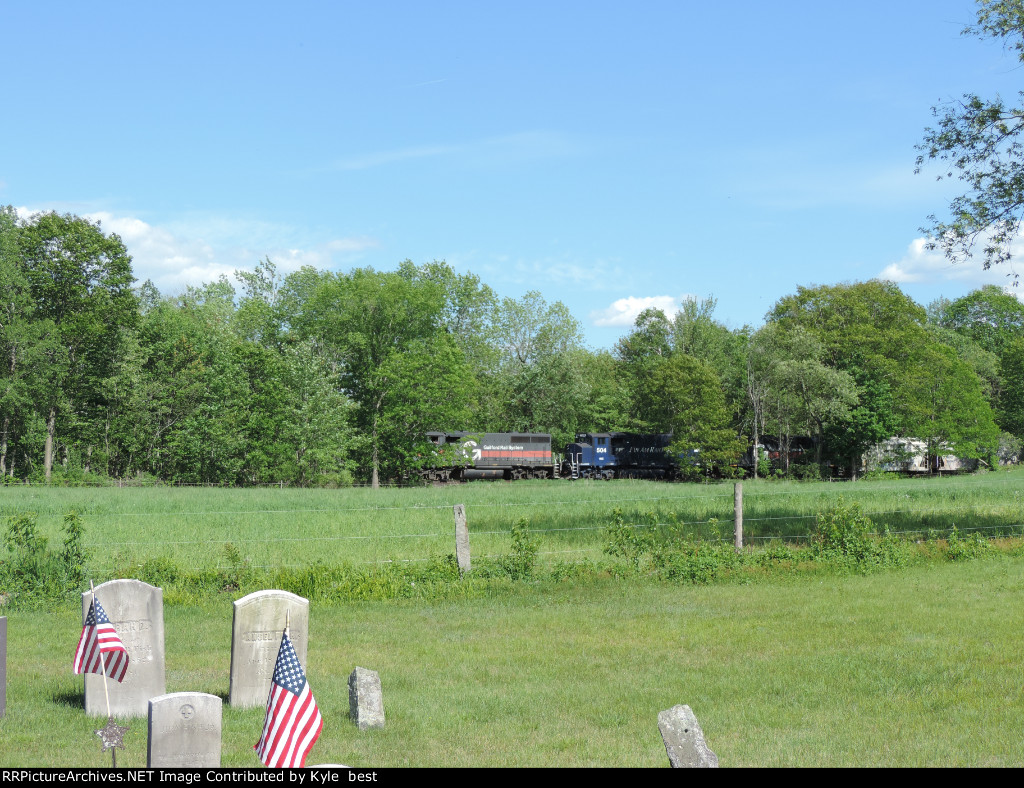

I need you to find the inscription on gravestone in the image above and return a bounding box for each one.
[0,616,6,719]
[82,580,166,717]
[147,692,222,768]
[229,590,309,708]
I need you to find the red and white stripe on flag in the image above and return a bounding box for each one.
[73,597,129,683]
[254,630,323,768]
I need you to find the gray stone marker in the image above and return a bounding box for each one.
[658,705,719,768]
[453,504,471,574]
[147,692,222,767]
[0,616,6,719]
[229,590,309,708]
[348,666,385,730]
[82,580,166,717]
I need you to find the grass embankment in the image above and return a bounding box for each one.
[1,556,1022,767]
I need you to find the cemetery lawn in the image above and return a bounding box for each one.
[1,554,1023,767]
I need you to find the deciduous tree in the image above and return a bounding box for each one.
[916,0,1024,273]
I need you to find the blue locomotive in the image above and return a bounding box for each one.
[563,432,695,480]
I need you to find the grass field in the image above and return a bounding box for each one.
[1,470,1023,767]
[1,467,1023,576]
[1,555,1022,767]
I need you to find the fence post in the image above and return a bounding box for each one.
[453,504,471,576]
[733,482,743,552]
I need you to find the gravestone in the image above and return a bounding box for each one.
[348,667,385,730]
[147,692,222,767]
[0,616,6,719]
[82,580,166,717]
[229,590,309,708]
[658,705,719,768]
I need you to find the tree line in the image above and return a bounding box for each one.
[1,207,1021,486]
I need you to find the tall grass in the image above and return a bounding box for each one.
[1,469,1022,579]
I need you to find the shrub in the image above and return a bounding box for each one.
[811,498,912,571]
[1,511,91,605]
[499,519,539,580]
[945,526,991,561]
[652,542,729,584]
[603,508,655,571]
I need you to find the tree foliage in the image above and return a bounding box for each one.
[916,0,1024,272]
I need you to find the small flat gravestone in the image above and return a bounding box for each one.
[229,590,309,708]
[147,692,222,767]
[82,580,166,717]
[658,705,719,768]
[348,666,385,730]
[0,616,6,719]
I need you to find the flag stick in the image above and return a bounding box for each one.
[89,581,113,719]
[89,580,116,768]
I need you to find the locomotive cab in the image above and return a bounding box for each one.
[564,433,617,479]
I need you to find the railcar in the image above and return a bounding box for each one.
[416,431,557,481]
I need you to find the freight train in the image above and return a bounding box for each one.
[412,430,694,482]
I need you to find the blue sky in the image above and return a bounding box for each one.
[3,0,1022,349]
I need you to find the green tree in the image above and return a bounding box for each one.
[903,344,1000,465]
[998,336,1024,437]
[632,353,744,476]
[17,212,138,481]
[916,0,1024,272]
[297,268,465,487]
[936,285,1024,355]
[488,291,588,446]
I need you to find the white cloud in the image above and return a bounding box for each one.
[590,295,687,327]
[16,206,377,295]
[879,236,1024,287]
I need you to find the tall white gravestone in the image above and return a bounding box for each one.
[81,579,166,717]
[229,590,309,708]
[147,692,222,767]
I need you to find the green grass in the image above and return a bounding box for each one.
[1,555,1023,767]
[2,467,1023,578]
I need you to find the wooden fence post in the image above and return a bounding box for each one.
[733,482,743,552]
[453,504,471,576]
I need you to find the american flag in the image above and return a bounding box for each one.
[254,630,323,768]
[73,596,129,682]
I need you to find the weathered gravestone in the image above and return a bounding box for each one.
[147,692,222,767]
[658,705,719,768]
[0,616,6,719]
[82,580,166,717]
[348,667,385,730]
[229,590,309,708]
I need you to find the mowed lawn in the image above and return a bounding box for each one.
[1,555,1022,767]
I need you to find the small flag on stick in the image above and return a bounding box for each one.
[255,629,322,768]
[73,596,129,683]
